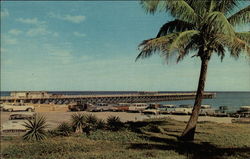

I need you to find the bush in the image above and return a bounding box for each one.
[22,114,48,141]
[71,113,86,133]
[96,119,106,130]
[57,122,73,136]
[85,114,98,125]
[107,116,124,131]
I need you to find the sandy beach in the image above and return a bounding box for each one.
[1,104,234,129]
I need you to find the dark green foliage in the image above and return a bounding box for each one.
[47,129,60,137]
[85,130,146,143]
[2,138,93,159]
[96,119,106,130]
[107,116,124,131]
[85,114,98,131]
[22,115,47,141]
[143,124,163,133]
[85,114,98,125]
[71,113,86,133]
[1,118,250,159]
[57,122,73,136]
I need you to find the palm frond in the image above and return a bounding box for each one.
[140,0,162,14]
[22,115,48,141]
[169,30,200,53]
[156,19,195,37]
[96,119,106,130]
[207,0,217,12]
[214,0,239,15]
[206,11,235,36]
[136,33,178,61]
[57,122,73,136]
[71,113,86,133]
[217,34,250,57]
[163,0,199,23]
[140,0,199,22]
[185,0,208,17]
[227,5,250,26]
[107,116,124,131]
[177,33,202,62]
[236,32,250,44]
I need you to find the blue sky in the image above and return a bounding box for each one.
[1,1,250,91]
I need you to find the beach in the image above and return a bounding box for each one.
[1,103,234,129]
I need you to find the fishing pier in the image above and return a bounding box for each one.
[0,91,216,104]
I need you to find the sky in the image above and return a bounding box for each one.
[1,1,250,92]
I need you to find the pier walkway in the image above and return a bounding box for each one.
[0,92,216,104]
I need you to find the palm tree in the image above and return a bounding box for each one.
[22,114,48,141]
[137,0,250,141]
[71,113,86,134]
[107,116,124,131]
[57,122,73,136]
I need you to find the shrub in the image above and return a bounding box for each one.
[22,114,48,141]
[85,114,98,125]
[71,113,86,133]
[107,116,124,131]
[96,119,106,130]
[57,122,73,136]
[47,129,60,137]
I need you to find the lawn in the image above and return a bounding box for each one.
[1,118,250,159]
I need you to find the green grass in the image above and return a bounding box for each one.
[1,118,250,159]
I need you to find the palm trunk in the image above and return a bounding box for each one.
[180,56,209,141]
[75,125,83,134]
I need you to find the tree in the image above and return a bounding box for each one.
[137,0,250,141]
[71,113,86,134]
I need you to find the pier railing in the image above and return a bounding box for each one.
[0,92,216,104]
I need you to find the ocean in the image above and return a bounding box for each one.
[1,91,249,111]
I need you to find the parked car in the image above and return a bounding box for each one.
[235,106,250,117]
[112,103,130,112]
[199,105,215,116]
[172,104,193,115]
[142,103,162,115]
[158,104,176,114]
[128,103,148,113]
[1,112,36,134]
[214,106,230,117]
[89,103,114,112]
[2,103,34,112]
[68,102,90,111]
[142,108,159,115]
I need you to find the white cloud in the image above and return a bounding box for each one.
[49,12,86,23]
[73,32,86,37]
[43,43,74,64]
[2,36,18,45]
[26,26,49,36]
[1,48,8,53]
[1,9,9,18]
[8,29,23,35]
[16,18,46,25]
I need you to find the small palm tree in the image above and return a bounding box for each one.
[107,116,124,131]
[22,114,47,141]
[96,119,106,130]
[137,0,250,140]
[57,122,73,136]
[85,114,98,125]
[71,113,86,133]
